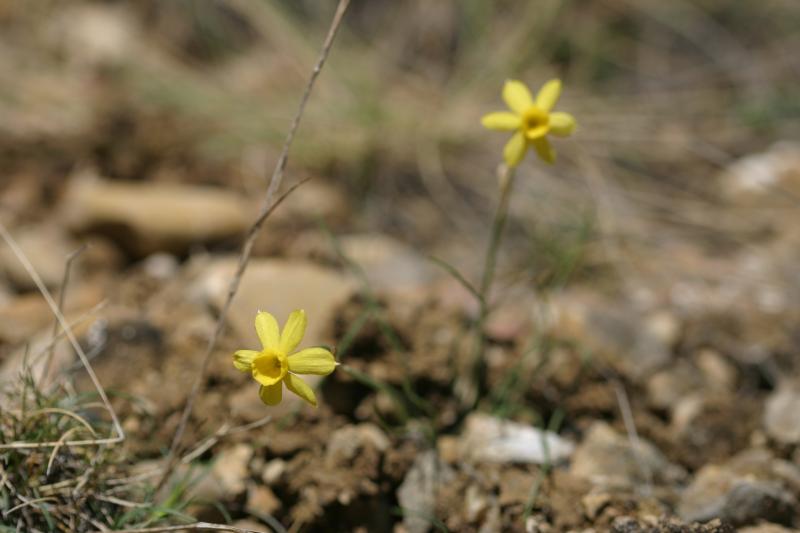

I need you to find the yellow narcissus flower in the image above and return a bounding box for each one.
[233,309,336,407]
[481,79,576,166]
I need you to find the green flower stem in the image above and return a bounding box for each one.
[480,164,516,304]
[459,164,516,408]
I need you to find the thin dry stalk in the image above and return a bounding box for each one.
[157,0,350,490]
[30,299,109,365]
[180,415,272,464]
[0,221,125,450]
[611,378,653,495]
[41,243,87,385]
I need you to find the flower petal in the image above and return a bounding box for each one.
[259,383,282,405]
[285,373,317,407]
[502,80,534,114]
[549,112,576,137]
[233,350,259,372]
[531,136,556,164]
[288,347,336,375]
[503,131,527,167]
[280,309,307,354]
[535,79,562,112]
[255,312,280,350]
[481,112,522,131]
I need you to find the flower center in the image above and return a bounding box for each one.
[522,106,549,138]
[252,349,288,385]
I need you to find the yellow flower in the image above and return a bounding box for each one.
[233,309,336,407]
[481,79,576,166]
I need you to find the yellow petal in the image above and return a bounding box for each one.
[549,112,576,137]
[502,80,534,114]
[503,131,527,167]
[481,112,521,131]
[259,383,282,405]
[233,350,259,372]
[285,373,317,407]
[288,347,336,375]
[280,309,307,354]
[255,312,280,350]
[531,136,556,164]
[535,79,562,112]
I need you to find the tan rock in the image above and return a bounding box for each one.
[191,257,356,349]
[246,483,281,516]
[211,443,253,497]
[338,233,437,292]
[62,172,253,255]
[570,422,685,489]
[192,257,356,415]
[0,224,78,290]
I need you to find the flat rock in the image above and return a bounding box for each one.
[721,142,800,204]
[548,291,678,379]
[192,257,357,414]
[191,257,356,348]
[211,443,253,497]
[0,224,78,290]
[325,423,389,467]
[338,233,438,292]
[570,422,685,489]
[459,413,574,465]
[62,172,253,255]
[397,451,447,533]
[764,382,800,444]
[678,449,799,526]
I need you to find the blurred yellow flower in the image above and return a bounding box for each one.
[233,309,336,407]
[481,79,576,166]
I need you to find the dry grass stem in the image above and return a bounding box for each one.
[0,221,124,449]
[41,243,88,385]
[157,0,351,489]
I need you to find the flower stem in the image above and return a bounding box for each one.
[458,164,516,408]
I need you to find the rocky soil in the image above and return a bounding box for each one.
[2,2,800,532]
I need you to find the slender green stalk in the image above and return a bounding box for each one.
[458,164,516,407]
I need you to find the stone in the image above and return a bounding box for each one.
[0,284,105,385]
[192,257,356,414]
[397,451,440,533]
[232,519,270,531]
[211,443,253,497]
[246,483,281,515]
[582,492,612,521]
[460,413,574,465]
[326,424,389,466]
[0,293,52,344]
[464,484,490,523]
[739,525,796,533]
[48,3,137,66]
[62,172,253,255]
[721,142,800,203]
[570,422,685,489]
[646,362,704,410]
[141,253,179,280]
[261,459,286,486]
[764,382,800,444]
[0,224,78,290]
[272,179,349,226]
[696,349,737,392]
[337,233,438,292]
[548,291,676,379]
[436,435,460,464]
[191,257,356,349]
[678,449,799,526]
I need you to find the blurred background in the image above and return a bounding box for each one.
[2,0,800,531]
